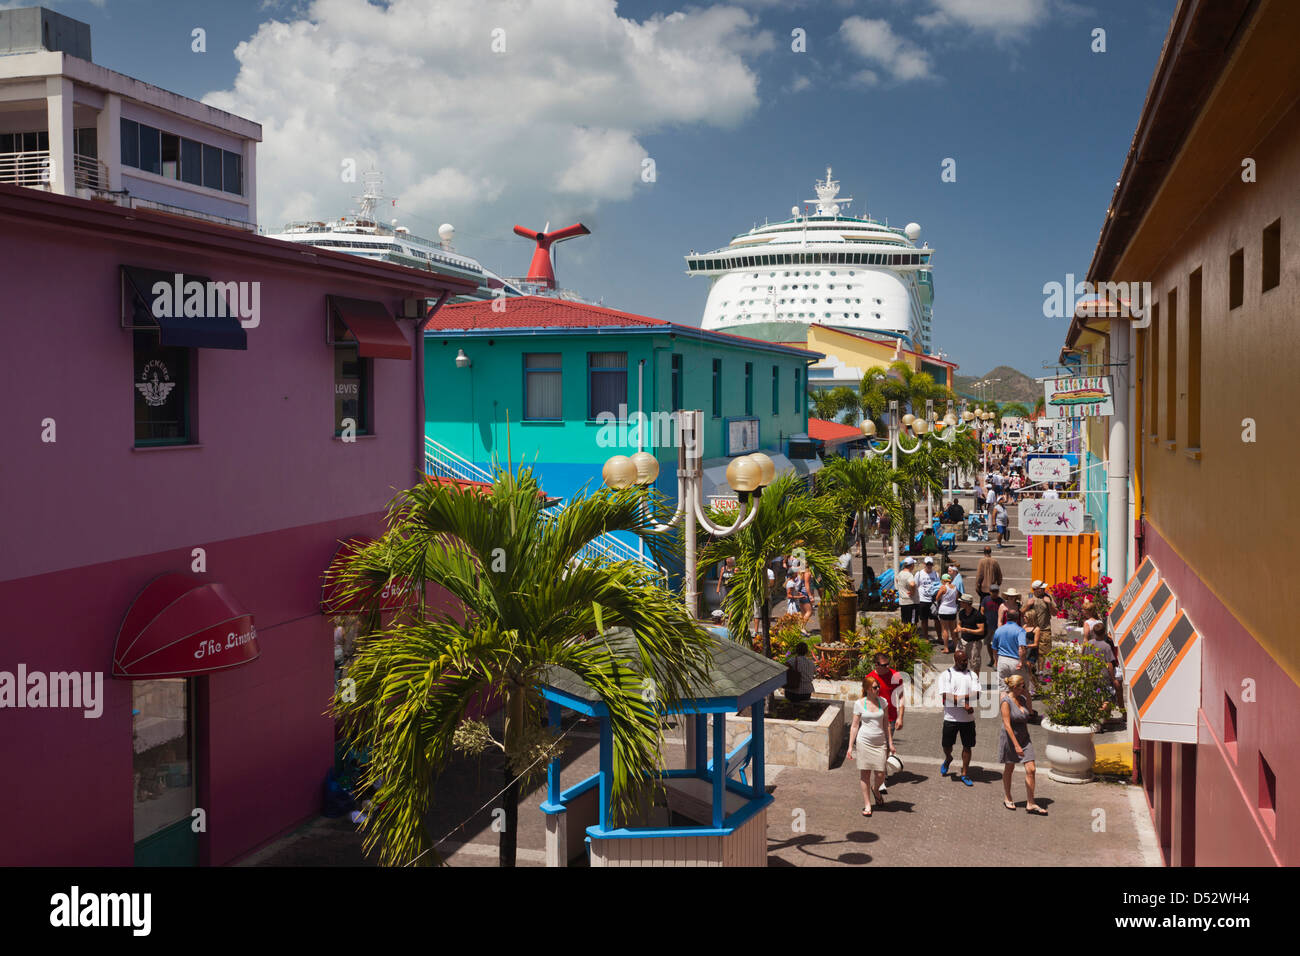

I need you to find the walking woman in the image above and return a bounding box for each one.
[935,573,959,654]
[847,674,895,816]
[998,674,1047,815]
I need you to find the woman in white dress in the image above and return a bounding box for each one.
[846,674,896,816]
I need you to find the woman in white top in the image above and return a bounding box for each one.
[846,674,895,816]
[935,573,960,654]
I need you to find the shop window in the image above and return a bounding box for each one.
[132,680,194,846]
[1224,693,1237,761]
[523,352,562,421]
[1262,219,1280,292]
[587,351,627,420]
[134,331,193,446]
[1164,287,1177,445]
[1187,268,1202,452]
[1259,753,1276,835]
[1229,248,1243,309]
[334,345,371,436]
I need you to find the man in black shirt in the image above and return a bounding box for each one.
[955,593,986,673]
[980,586,1004,668]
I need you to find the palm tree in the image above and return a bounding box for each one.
[327,467,715,867]
[698,472,847,660]
[857,367,889,431]
[808,389,842,422]
[818,455,902,588]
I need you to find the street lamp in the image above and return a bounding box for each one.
[859,399,945,576]
[603,409,769,620]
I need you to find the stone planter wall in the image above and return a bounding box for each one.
[726,701,844,771]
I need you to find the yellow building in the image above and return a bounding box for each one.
[789,324,956,394]
[1061,0,1300,867]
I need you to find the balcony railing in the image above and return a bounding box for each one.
[0,149,110,192]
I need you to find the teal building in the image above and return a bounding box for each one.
[423,297,821,552]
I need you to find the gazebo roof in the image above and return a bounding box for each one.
[540,629,786,713]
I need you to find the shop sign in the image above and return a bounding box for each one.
[1018,498,1084,535]
[1043,375,1113,419]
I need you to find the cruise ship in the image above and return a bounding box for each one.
[686,168,936,352]
[266,170,522,302]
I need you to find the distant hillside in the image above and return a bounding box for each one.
[953,366,1042,405]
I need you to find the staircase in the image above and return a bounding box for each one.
[424,436,662,572]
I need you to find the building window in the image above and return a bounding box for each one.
[138,123,161,175]
[1262,218,1280,292]
[588,351,627,420]
[744,362,753,416]
[222,151,243,196]
[180,138,203,186]
[202,143,223,190]
[334,345,370,436]
[120,118,139,168]
[133,330,192,446]
[794,367,802,412]
[1187,268,1202,451]
[1259,753,1276,835]
[772,365,780,415]
[1224,694,1238,762]
[1165,287,1177,444]
[671,353,682,412]
[1148,303,1159,440]
[160,132,181,179]
[712,359,722,418]
[74,127,97,159]
[524,352,562,420]
[1229,248,1244,309]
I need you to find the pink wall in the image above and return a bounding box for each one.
[1142,521,1292,866]
[0,187,471,865]
[0,514,385,867]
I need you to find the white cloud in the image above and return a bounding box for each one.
[790,74,812,93]
[914,0,1051,41]
[204,0,773,232]
[839,16,934,83]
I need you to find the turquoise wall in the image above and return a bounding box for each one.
[424,330,812,505]
[1083,448,1109,576]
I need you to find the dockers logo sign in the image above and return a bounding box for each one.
[151,274,260,328]
[136,359,175,407]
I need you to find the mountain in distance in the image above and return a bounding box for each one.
[952,366,1042,405]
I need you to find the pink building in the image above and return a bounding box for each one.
[0,182,473,865]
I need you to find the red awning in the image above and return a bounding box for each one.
[321,536,412,614]
[328,295,411,360]
[113,573,258,679]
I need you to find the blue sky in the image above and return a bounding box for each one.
[31,0,1176,378]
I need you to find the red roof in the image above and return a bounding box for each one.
[808,418,864,442]
[428,296,820,356]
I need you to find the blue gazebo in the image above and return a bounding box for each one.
[538,630,786,867]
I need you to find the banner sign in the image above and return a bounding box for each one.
[725,417,759,456]
[1044,375,1113,419]
[1026,455,1072,483]
[1018,498,1084,535]
[1109,557,1156,631]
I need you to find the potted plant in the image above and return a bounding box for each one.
[1038,642,1112,783]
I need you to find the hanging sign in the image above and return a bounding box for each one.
[1044,375,1114,419]
[1018,498,1084,535]
[1026,455,1072,483]
[1130,611,1201,744]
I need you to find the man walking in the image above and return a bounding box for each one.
[937,648,979,786]
[1022,580,1056,685]
[917,556,941,642]
[897,557,919,626]
[991,609,1029,691]
[955,593,987,674]
[975,545,1002,602]
[993,498,1010,549]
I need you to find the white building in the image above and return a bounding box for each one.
[0,6,260,227]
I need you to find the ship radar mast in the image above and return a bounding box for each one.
[356,168,385,222]
[806,166,853,217]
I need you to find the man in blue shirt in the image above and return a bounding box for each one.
[992,609,1029,691]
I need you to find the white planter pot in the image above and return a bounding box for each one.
[1040,719,1099,784]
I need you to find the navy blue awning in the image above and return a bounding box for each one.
[122,266,248,350]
